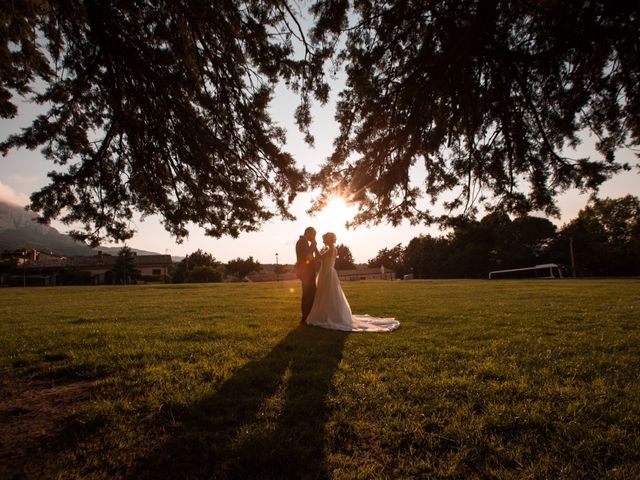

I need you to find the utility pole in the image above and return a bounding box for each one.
[275,252,279,281]
[569,237,576,278]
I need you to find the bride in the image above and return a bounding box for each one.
[306,232,400,332]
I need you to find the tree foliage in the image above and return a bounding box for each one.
[111,246,140,284]
[405,213,557,277]
[367,243,407,277]
[548,195,640,276]
[0,256,18,277]
[187,265,224,283]
[379,197,639,278]
[313,1,640,226]
[0,0,338,245]
[334,243,355,270]
[273,263,290,275]
[226,256,262,279]
[2,1,639,244]
[172,249,223,283]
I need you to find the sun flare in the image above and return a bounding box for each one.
[313,196,358,244]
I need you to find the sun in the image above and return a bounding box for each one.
[313,196,358,243]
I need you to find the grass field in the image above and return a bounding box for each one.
[1,279,639,479]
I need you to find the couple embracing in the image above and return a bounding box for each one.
[295,227,400,333]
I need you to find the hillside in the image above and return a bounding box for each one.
[0,201,94,256]
[0,201,163,257]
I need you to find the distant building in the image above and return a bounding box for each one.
[1,248,40,265]
[11,250,172,286]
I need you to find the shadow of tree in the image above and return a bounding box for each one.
[134,325,348,479]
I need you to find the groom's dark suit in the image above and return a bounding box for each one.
[295,235,318,323]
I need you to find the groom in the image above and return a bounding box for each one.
[295,227,319,324]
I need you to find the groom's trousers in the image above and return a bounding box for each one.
[300,270,316,322]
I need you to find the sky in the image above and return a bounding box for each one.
[1,75,638,265]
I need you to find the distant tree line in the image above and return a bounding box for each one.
[170,244,359,283]
[368,196,640,278]
[172,250,262,283]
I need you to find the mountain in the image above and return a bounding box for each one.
[0,200,169,258]
[0,201,94,256]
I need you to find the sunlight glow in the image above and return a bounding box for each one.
[312,196,358,246]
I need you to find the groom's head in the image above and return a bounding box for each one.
[303,227,316,242]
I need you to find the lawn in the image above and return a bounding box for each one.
[1,279,639,479]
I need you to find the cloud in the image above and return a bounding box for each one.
[0,180,29,206]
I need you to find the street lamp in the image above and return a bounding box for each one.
[22,249,26,287]
[275,253,279,281]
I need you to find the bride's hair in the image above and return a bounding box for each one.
[322,232,337,245]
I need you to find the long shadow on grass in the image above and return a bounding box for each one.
[135,325,348,479]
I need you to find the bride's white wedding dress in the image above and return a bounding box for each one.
[306,246,400,332]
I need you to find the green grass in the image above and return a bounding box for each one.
[1,279,639,479]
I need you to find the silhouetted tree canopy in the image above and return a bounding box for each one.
[2,1,639,244]
[273,263,290,274]
[548,195,640,276]
[226,256,262,278]
[380,197,639,278]
[313,0,640,226]
[172,249,222,283]
[187,265,224,283]
[367,243,407,277]
[0,0,338,245]
[0,256,18,277]
[443,214,554,271]
[111,246,140,284]
[334,243,355,270]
